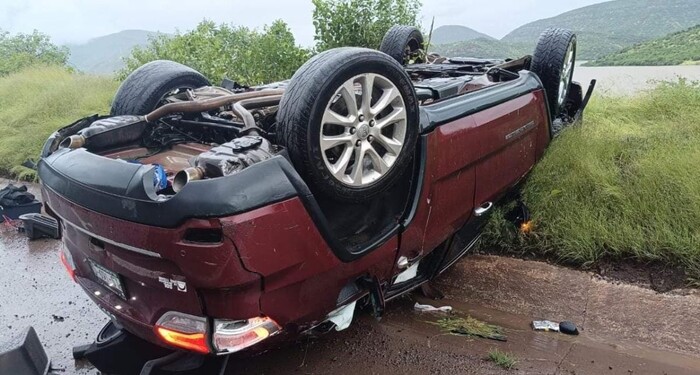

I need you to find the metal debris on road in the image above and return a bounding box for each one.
[532,320,580,335]
[414,302,452,313]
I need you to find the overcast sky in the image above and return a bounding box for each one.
[0,0,610,45]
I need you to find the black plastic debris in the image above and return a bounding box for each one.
[0,184,42,222]
[0,326,51,375]
[74,321,230,374]
[19,213,60,240]
[559,321,580,335]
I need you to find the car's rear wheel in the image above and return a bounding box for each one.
[277,47,419,202]
[379,25,425,65]
[111,60,210,116]
[530,28,577,121]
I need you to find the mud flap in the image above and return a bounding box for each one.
[0,327,50,375]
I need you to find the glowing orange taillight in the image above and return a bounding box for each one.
[154,311,210,354]
[155,327,209,354]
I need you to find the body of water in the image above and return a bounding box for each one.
[573,64,700,96]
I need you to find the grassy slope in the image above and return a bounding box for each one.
[0,66,117,179]
[480,80,700,281]
[588,25,700,66]
[502,0,700,59]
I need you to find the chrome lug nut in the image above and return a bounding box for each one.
[350,128,356,134]
[369,120,375,127]
[358,114,365,121]
[367,135,374,142]
[355,140,362,147]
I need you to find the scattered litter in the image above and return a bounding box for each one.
[532,320,560,332]
[414,302,452,313]
[432,315,507,341]
[532,320,579,335]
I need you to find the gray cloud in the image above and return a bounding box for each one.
[0,0,608,46]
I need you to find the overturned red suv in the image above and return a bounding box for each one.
[39,26,591,367]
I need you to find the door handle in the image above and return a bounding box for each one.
[474,202,494,217]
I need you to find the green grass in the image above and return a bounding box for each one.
[433,315,506,341]
[479,79,700,282]
[0,65,117,179]
[488,349,517,370]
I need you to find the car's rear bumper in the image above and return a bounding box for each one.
[38,147,306,228]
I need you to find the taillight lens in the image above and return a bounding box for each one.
[155,312,210,354]
[213,316,281,354]
[59,246,76,282]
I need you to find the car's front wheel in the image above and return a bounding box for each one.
[277,48,419,202]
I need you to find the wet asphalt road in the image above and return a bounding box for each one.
[1,180,700,374]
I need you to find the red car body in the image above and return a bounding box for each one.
[39,55,589,359]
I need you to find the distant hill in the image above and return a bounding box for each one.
[432,39,530,60]
[430,25,494,45]
[588,25,700,66]
[67,30,161,75]
[502,0,700,59]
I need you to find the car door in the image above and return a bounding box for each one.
[394,91,547,282]
[471,94,544,211]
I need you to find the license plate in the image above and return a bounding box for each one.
[89,261,127,299]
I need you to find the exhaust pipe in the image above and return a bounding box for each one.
[59,135,86,149]
[172,167,205,193]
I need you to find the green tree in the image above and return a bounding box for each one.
[312,0,422,51]
[118,20,310,86]
[0,29,69,76]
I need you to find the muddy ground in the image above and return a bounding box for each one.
[1,181,700,374]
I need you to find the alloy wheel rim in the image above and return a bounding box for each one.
[557,42,576,108]
[319,73,407,187]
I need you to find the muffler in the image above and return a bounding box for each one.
[59,134,86,149]
[171,136,275,193]
[172,167,205,193]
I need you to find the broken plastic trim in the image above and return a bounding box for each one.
[325,301,357,331]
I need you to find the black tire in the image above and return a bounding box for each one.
[530,28,577,121]
[111,60,209,116]
[379,25,425,65]
[277,47,419,202]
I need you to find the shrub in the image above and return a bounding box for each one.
[312,0,422,51]
[118,20,310,85]
[0,29,69,76]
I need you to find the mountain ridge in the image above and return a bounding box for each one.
[587,24,700,66]
[430,25,494,45]
[67,29,161,74]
